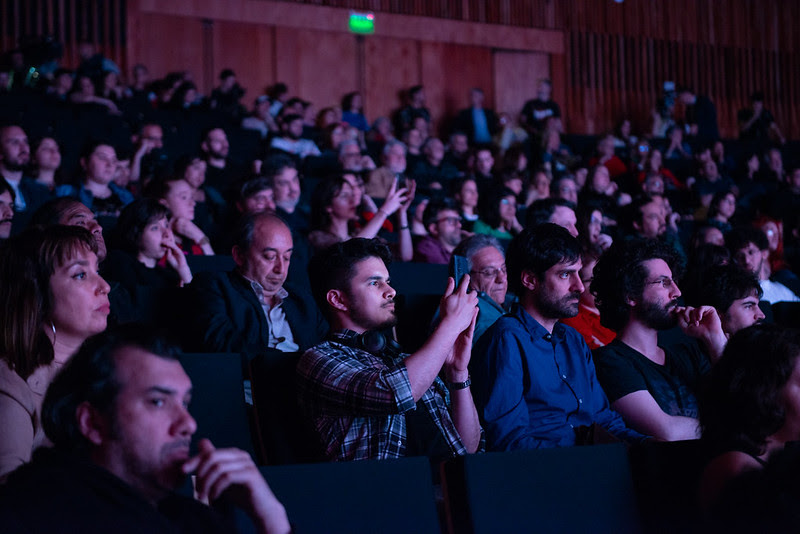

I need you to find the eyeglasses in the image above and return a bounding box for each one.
[471,265,507,278]
[437,217,461,226]
[646,277,675,289]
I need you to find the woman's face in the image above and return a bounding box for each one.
[579,259,598,308]
[327,182,357,221]
[499,195,517,222]
[406,129,423,150]
[457,180,478,209]
[49,247,110,341]
[718,193,737,220]
[35,137,61,171]
[342,173,364,208]
[588,210,602,243]
[650,149,663,170]
[163,180,196,220]
[139,216,173,262]
[104,72,118,90]
[78,76,95,96]
[533,172,550,197]
[351,93,362,110]
[83,145,117,185]
[591,166,611,194]
[183,159,207,189]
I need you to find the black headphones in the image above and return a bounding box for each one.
[334,329,403,359]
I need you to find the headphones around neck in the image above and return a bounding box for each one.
[335,329,403,359]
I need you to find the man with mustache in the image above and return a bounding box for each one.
[0,124,51,234]
[591,238,727,441]
[472,224,645,450]
[0,326,290,533]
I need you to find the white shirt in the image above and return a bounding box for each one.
[760,279,800,304]
[248,280,299,353]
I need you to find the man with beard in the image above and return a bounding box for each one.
[591,238,726,441]
[472,224,645,450]
[0,326,290,533]
[0,124,51,234]
[269,114,321,160]
[200,127,246,203]
[297,238,483,460]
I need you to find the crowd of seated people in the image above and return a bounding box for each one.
[5,40,800,530]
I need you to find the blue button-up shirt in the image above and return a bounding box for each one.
[473,304,645,451]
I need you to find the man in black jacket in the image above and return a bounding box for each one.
[185,211,326,357]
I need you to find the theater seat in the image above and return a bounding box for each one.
[179,353,259,460]
[254,458,441,534]
[443,444,643,534]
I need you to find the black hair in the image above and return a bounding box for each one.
[481,186,517,229]
[307,238,393,319]
[230,210,287,259]
[525,198,575,229]
[591,237,684,331]
[29,197,85,227]
[310,176,349,231]
[219,68,235,80]
[726,226,769,254]
[239,176,273,202]
[0,176,15,203]
[695,263,763,314]
[341,91,361,112]
[422,198,459,230]
[260,153,297,180]
[42,324,181,453]
[708,189,736,219]
[113,198,171,255]
[621,194,659,235]
[700,324,800,457]
[506,223,581,295]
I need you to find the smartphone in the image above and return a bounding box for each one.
[452,255,470,288]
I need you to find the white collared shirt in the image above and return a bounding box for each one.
[248,279,300,353]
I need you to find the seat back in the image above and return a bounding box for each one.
[443,444,643,534]
[179,352,257,459]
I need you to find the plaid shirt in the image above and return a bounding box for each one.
[297,330,483,461]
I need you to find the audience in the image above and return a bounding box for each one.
[5,37,800,531]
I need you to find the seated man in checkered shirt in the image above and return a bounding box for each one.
[297,238,484,461]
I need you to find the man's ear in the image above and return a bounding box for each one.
[520,270,537,291]
[326,289,348,312]
[632,219,642,232]
[76,401,110,446]
[427,222,438,238]
[232,245,245,268]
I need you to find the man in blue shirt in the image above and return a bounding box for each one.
[473,223,645,450]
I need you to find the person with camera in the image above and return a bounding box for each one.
[297,238,483,461]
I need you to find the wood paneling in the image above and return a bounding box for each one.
[127,13,204,83]
[211,21,275,101]
[363,36,420,125]
[492,50,549,119]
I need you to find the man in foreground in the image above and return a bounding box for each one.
[0,326,290,534]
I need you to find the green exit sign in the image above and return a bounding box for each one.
[349,11,375,34]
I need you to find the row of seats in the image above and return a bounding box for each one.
[179,351,711,533]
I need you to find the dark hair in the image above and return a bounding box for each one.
[341,91,360,111]
[481,186,517,229]
[695,263,763,313]
[726,226,769,254]
[261,153,297,180]
[172,154,201,180]
[621,194,659,235]
[525,198,575,229]
[576,204,603,253]
[750,91,765,102]
[690,224,725,251]
[700,324,800,457]
[239,177,273,202]
[591,237,683,331]
[113,198,171,255]
[310,176,351,231]
[408,85,424,99]
[708,189,736,219]
[0,176,15,203]
[42,324,181,453]
[219,68,235,80]
[506,223,581,294]
[230,210,288,258]
[143,174,185,201]
[0,226,98,379]
[422,198,459,230]
[308,238,393,319]
[30,197,86,227]
[79,139,114,163]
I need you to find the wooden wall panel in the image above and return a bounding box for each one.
[273,27,358,112]
[211,21,275,101]
[492,50,550,119]
[363,36,420,126]
[418,42,493,137]
[127,13,205,84]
